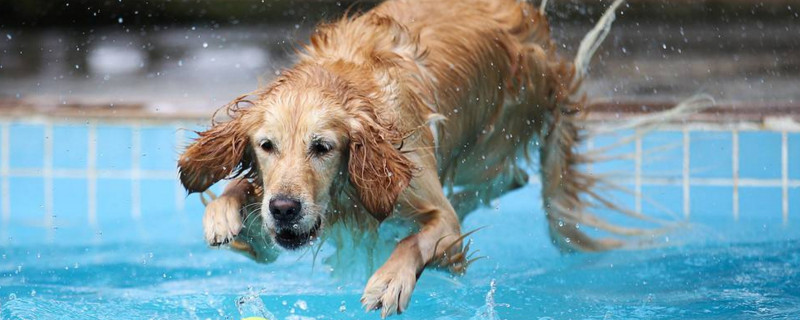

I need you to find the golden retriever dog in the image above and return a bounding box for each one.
[178,0,710,317]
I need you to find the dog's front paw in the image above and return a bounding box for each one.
[361,262,417,318]
[202,196,243,246]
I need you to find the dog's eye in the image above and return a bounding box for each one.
[310,141,333,156]
[260,140,274,152]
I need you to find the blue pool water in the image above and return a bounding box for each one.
[0,119,799,319]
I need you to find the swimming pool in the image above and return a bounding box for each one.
[0,115,798,319]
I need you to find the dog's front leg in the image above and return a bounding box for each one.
[361,173,461,318]
[202,178,255,246]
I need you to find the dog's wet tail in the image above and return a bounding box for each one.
[538,0,714,252]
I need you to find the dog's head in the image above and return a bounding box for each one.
[178,66,414,250]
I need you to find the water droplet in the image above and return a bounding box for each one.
[294,300,308,311]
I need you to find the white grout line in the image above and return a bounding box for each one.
[782,130,789,225]
[1,123,9,225]
[683,128,691,219]
[626,177,798,187]
[43,123,54,242]
[3,168,177,179]
[529,175,800,187]
[87,122,97,227]
[609,121,800,133]
[0,167,782,187]
[0,122,8,244]
[3,117,800,132]
[586,136,594,174]
[174,125,185,213]
[635,129,642,214]
[131,124,141,220]
[732,130,739,221]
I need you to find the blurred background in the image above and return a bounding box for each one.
[1,0,798,117]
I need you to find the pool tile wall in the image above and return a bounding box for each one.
[689,131,732,179]
[689,185,735,221]
[0,118,797,246]
[790,133,800,180]
[0,119,228,246]
[641,131,684,179]
[791,187,800,225]
[10,124,45,169]
[739,131,782,179]
[96,126,133,170]
[53,125,89,169]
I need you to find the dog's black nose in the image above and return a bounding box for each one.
[269,197,302,222]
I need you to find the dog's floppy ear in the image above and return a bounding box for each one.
[178,98,255,193]
[347,102,414,222]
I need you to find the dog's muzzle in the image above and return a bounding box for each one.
[268,196,321,250]
[273,216,322,250]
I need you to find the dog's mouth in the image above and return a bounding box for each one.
[273,217,322,250]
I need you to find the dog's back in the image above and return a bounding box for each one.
[360,0,574,185]
[364,0,657,251]
[299,0,676,252]
[369,0,583,221]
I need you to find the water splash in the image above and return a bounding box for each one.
[471,279,509,320]
[236,288,276,320]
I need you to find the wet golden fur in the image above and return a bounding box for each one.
[177,0,674,317]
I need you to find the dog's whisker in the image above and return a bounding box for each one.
[465,256,486,267]
[466,249,480,260]
[440,227,486,254]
